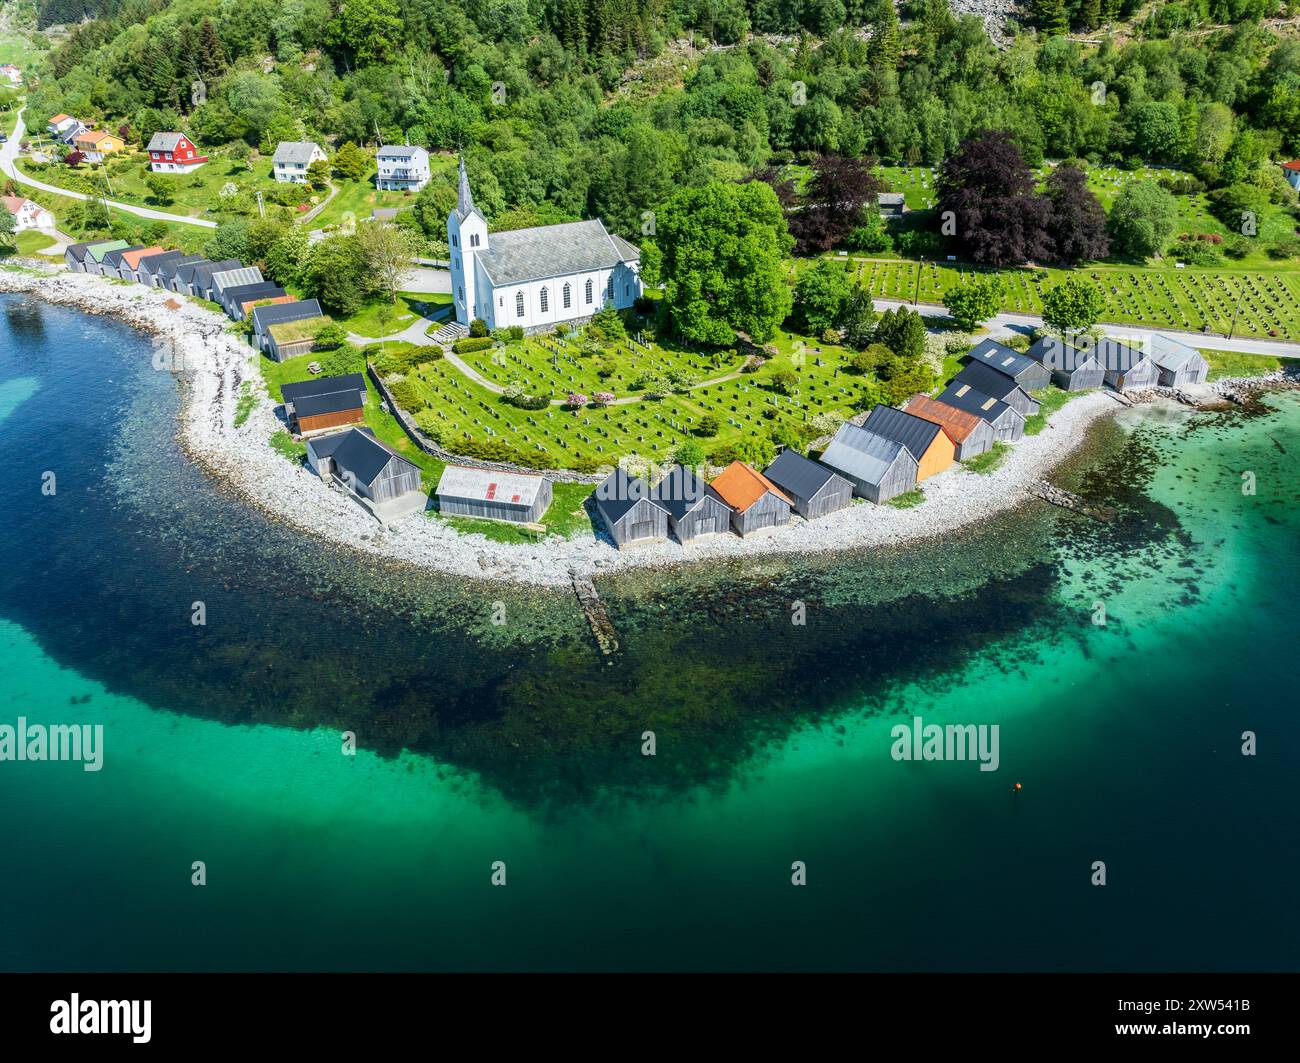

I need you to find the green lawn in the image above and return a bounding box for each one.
[964,442,1010,475]
[886,488,925,508]
[308,151,457,233]
[1023,386,1080,435]
[1199,348,1291,381]
[433,481,596,541]
[337,291,451,338]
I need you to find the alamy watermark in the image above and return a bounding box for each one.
[890,715,999,772]
[0,717,103,771]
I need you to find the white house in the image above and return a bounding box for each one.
[447,158,641,333]
[2,194,54,231]
[376,144,430,192]
[272,141,326,183]
[1,65,23,86]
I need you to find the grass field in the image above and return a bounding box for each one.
[1199,348,1291,381]
[964,442,1010,475]
[337,291,451,338]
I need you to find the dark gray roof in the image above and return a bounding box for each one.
[764,450,845,500]
[307,427,373,459]
[820,424,915,486]
[954,361,1031,404]
[138,249,185,274]
[272,141,323,165]
[455,156,482,222]
[330,429,416,487]
[610,233,640,262]
[188,259,241,288]
[478,220,632,286]
[222,281,283,306]
[281,373,366,409]
[1090,336,1150,372]
[174,259,214,286]
[1026,336,1103,373]
[252,299,324,334]
[147,132,186,152]
[649,465,731,521]
[862,404,946,463]
[967,338,1041,381]
[594,468,667,525]
[156,254,205,281]
[938,380,1021,425]
[294,391,364,418]
[64,242,98,262]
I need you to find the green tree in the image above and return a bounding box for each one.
[144,172,173,206]
[332,142,369,182]
[642,180,793,346]
[794,260,852,334]
[326,0,403,66]
[306,159,331,192]
[675,438,706,467]
[303,235,372,317]
[0,204,15,248]
[873,306,927,361]
[840,283,876,350]
[205,218,252,262]
[1041,277,1105,336]
[943,274,1004,331]
[314,323,349,349]
[1107,181,1178,260]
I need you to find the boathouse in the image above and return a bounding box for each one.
[1094,337,1161,391]
[936,380,1026,442]
[1147,334,1209,387]
[903,394,995,461]
[435,465,553,523]
[819,423,918,504]
[861,404,956,482]
[593,468,669,548]
[1025,336,1106,391]
[951,361,1041,418]
[966,338,1053,391]
[709,461,793,536]
[280,374,366,436]
[306,428,426,521]
[763,450,853,520]
[649,465,734,544]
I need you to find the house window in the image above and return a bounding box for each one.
[540,287,548,313]
[563,283,571,309]
[585,278,593,304]
[452,234,458,247]
[516,291,524,317]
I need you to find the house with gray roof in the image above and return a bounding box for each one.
[763,451,854,520]
[649,465,734,544]
[966,338,1052,391]
[376,144,430,192]
[154,254,205,289]
[447,156,642,333]
[953,360,1041,417]
[1025,336,1106,391]
[307,428,426,522]
[594,468,670,547]
[1146,334,1209,386]
[210,266,263,308]
[937,379,1026,442]
[272,141,326,184]
[819,423,919,504]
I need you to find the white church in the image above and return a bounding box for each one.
[447,158,642,333]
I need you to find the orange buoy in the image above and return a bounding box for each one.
[1013,782,1022,792]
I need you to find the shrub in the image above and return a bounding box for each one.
[314,323,348,350]
[633,295,656,314]
[412,408,444,443]
[453,336,495,354]
[387,378,426,411]
[468,318,489,338]
[695,414,720,437]
[589,304,626,341]
[768,366,798,394]
[675,438,705,466]
[374,345,437,375]
[1266,237,1300,260]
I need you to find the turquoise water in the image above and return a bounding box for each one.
[0,293,1296,970]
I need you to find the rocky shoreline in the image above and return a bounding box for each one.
[3,264,1291,588]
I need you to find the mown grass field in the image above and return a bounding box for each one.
[337,291,451,337]
[1199,348,1291,381]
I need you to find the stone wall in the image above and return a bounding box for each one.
[366,362,606,485]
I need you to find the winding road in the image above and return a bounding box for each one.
[0,108,218,229]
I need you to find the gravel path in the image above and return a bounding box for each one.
[5,264,1266,589]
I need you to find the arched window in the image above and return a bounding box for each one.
[540,287,549,313]
[585,278,593,305]
[606,276,614,301]
[562,283,571,309]
[470,233,480,248]
[515,291,525,317]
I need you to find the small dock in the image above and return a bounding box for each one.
[570,569,619,656]
[1033,481,1117,522]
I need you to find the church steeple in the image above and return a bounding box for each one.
[456,156,476,220]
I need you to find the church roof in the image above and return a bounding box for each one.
[476,220,640,286]
[455,156,481,222]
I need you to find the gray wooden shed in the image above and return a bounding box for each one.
[593,468,670,548]
[937,381,1026,443]
[763,450,854,520]
[953,361,1041,417]
[819,423,918,504]
[436,464,552,523]
[649,465,734,543]
[966,338,1053,391]
[1025,336,1106,391]
[1094,337,1161,391]
[1148,334,1209,386]
[307,428,424,506]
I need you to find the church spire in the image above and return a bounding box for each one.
[456,155,475,219]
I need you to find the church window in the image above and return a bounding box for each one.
[606,276,614,300]
[452,234,458,247]
[516,291,524,317]
[562,283,571,309]
[540,287,549,313]
[585,278,593,304]
[470,233,480,247]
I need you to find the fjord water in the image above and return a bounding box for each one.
[0,292,1296,971]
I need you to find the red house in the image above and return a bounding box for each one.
[146,131,208,173]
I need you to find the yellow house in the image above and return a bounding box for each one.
[73,129,126,164]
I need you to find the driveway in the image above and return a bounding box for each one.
[398,266,451,295]
[0,108,218,229]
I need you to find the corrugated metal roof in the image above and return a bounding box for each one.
[904,394,984,443]
[436,465,548,507]
[968,338,1040,380]
[85,240,128,262]
[477,220,629,286]
[820,424,914,486]
[862,404,946,463]
[1146,333,1204,371]
[211,266,263,293]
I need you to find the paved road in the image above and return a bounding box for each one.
[398,266,451,295]
[0,108,218,229]
[873,298,1300,358]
